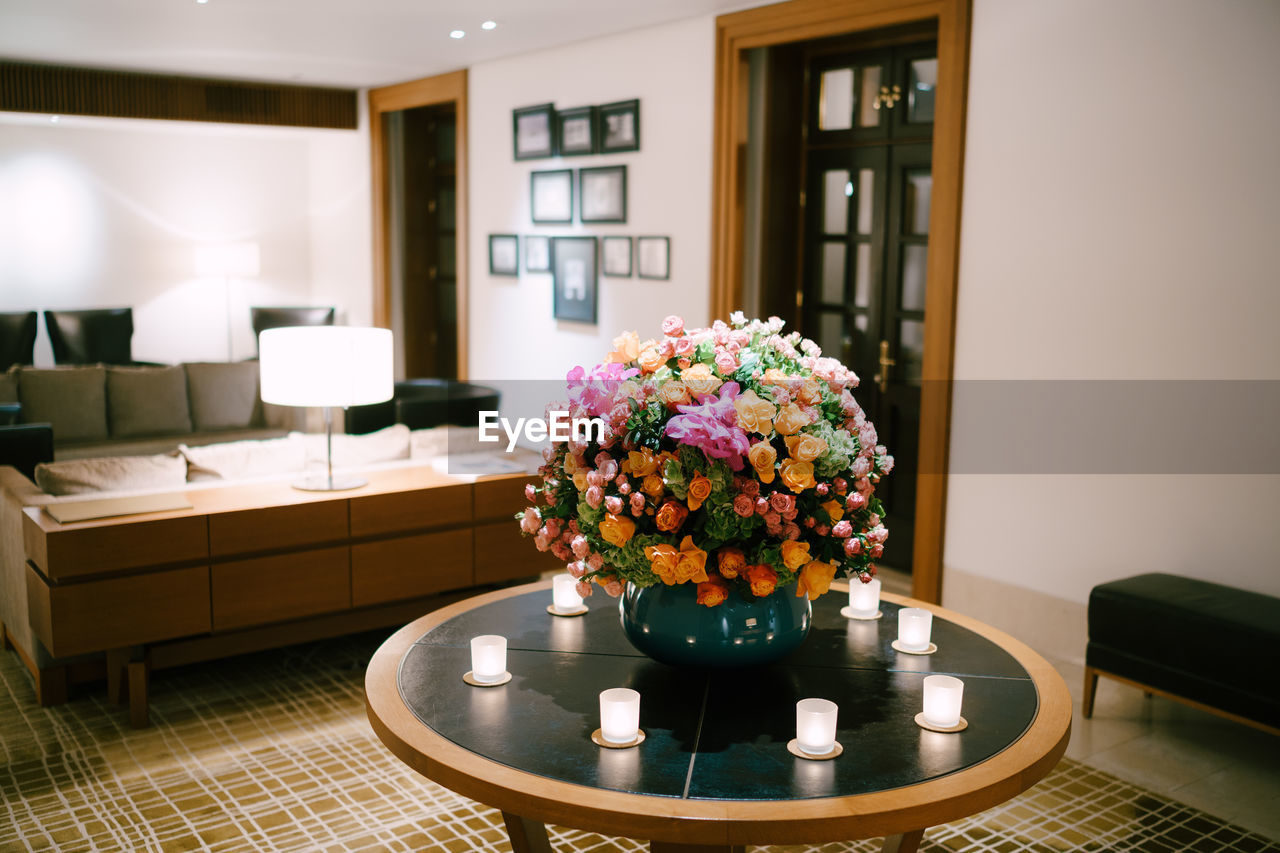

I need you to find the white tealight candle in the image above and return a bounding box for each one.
[923,675,965,728]
[848,578,881,618]
[795,697,839,755]
[470,635,507,683]
[897,607,933,651]
[552,574,584,612]
[599,688,641,744]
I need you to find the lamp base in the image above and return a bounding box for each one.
[292,475,368,492]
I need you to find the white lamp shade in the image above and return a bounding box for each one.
[259,326,393,408]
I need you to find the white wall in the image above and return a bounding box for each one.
[945,0,1280,603]
[466,16,716,382]
[0,111,371,364]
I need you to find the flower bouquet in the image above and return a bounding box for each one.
[519,313,893,614]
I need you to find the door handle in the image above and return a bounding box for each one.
[873,339,895,394]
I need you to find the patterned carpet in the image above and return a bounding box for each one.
[1,631,1275,853]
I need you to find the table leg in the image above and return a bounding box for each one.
[881,828,925,853]
[501,811,553,853]
[649,844,744,853]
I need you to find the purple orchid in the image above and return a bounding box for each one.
[664,381,751,470]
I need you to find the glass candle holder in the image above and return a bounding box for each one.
[795,697,839,755]
[897,607,933,651]
[552,574,584,612]
[923,675,965,728]
[470,635,507,683]
[599,688,641,744]
[848,578,881,618]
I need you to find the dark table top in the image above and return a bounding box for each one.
[396,585,1038,803]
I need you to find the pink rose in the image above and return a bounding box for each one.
[525,484,537,502]
[551,543,572,561]
[852,457,872,478]
[587,552,604,571]
[585,486,603,509]
[870,544,884,558]
[571,535,590,559]
[844,538,862,556]
[598,458,619,480]
[816,483,829,496]
[764,510,781,527]
[846,492,867,511]
[714,351,737,375]
[630,492,646,515]
[521,507,541,534]
[803,517,816,528]
[618,480,632,495]
[755,497,770,516]
[833,477,848,494]
[733,494,755,517]
[769,493,795,514]
[781,507,797,521]
[832,520,853,538]
[674,336,696,357]
[534,532,551,552]
[868,525,889,544]
[567,561,587,578]
[604,495,624,515]
[741,479,760,497]
[542,446,555,463]
[587,470,604,489]
[815,525,830,537]
[576,581,594,599]
[782,523,801,540]
[662,315,685,337]
[602,578,624,597]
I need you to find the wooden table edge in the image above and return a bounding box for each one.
[365,581,1072,845]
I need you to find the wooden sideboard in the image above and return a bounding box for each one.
[18,463,558,726]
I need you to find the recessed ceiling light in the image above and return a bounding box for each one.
[481,20,497,30]
[450,30,465,39]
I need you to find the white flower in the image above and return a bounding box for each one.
[729,310,747,327]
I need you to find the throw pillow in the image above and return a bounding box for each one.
[301,424,411,468]
[0,366,17,403]
[179,434,306,481]
[185,362,260,431]
[18,366,109,442]
[35,452,187,496]
[107,365,193,437]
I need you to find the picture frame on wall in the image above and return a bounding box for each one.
[524,235,551,272]
[636,236,670,280]
[552,236,598,324]
[489,234,519,276]
[530,169,574,224]
[598,99,640,153]
[556,106,597,156]
[513,103,555,160]
[579,165,627,224]
[601,236,632,277]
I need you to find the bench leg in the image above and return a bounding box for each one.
[882,829,925,853]
[128,657,150,729]
[501,811,552,853]
[106,649,130,705]
[1082,666,1099,719]
[0,619,9,650]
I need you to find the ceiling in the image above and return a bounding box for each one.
[0,0,770,90]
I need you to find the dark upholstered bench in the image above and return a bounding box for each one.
[1084,573,1280,734]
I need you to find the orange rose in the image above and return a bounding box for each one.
[779,458,816,492]
[686,474,712,511]
[744,564,779,598]
[646,544,681,585]
[821,499,844,522]
[796,378,824,406]
[681,363,722,398]
[674,535,709,584]
[784,433,828,462]
[656,380,691,410]
[637,342,665,374]
[564,453,581,475]
[606,330,640,364]
[572,470,589,492]
[733,390,777,434]
[654,500,689,532]
[796,559,837,600]
[642,473,665,499]
[696,576,731,607]
[625,448,660,477]
[773,402,811,436]
[598,513,636,548]
[747,441,777,484]
[780,539,812,571]
[717,546,747,579]
[762,368,792,385]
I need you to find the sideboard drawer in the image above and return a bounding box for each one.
[473,519,560,584]
[27,514,208,581]
[349,483,472,537]
[209,502,349,557]
[26,564,211,657]
[211,546,350,631]
[473,475,537,523]
[351,529,472,607]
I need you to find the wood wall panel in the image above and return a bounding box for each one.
[349,483,472,538]
[351,529,473,608]
[211,547,350,632]
[33,515,207,581]
[473,520,560,585]
[209,502,348,558]
[27,564,211,658]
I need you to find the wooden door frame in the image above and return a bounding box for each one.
[369,69,469,379]
[711,0,971,604]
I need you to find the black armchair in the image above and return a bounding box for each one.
[250,306,335,355]
[44,308,135,365]
[345,379,500,434]
[0,311,38,369]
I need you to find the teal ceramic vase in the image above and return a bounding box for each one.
[619,581,812,668]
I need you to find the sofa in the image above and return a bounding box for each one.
[0,422,553,725]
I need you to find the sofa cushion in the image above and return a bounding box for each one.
[302,424,411,468]
[107,365,193,437]
[180,434,306,481]
[0,366,17,403]
[34,452,188,496]
[18,366,109,442]
[185,362,260,431]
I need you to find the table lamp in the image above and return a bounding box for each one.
[259,326,393,491]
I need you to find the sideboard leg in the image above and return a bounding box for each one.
[35,664,68,707]
[501,810,553,853]
[106,649,129,705]
[882,828,925,853]
[0,619,9,650]
[127,656,150,729]
[1082,666,1099,719]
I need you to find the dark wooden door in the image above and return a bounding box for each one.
[800,41,936,572]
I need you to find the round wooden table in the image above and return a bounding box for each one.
[366,580,1071,853]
